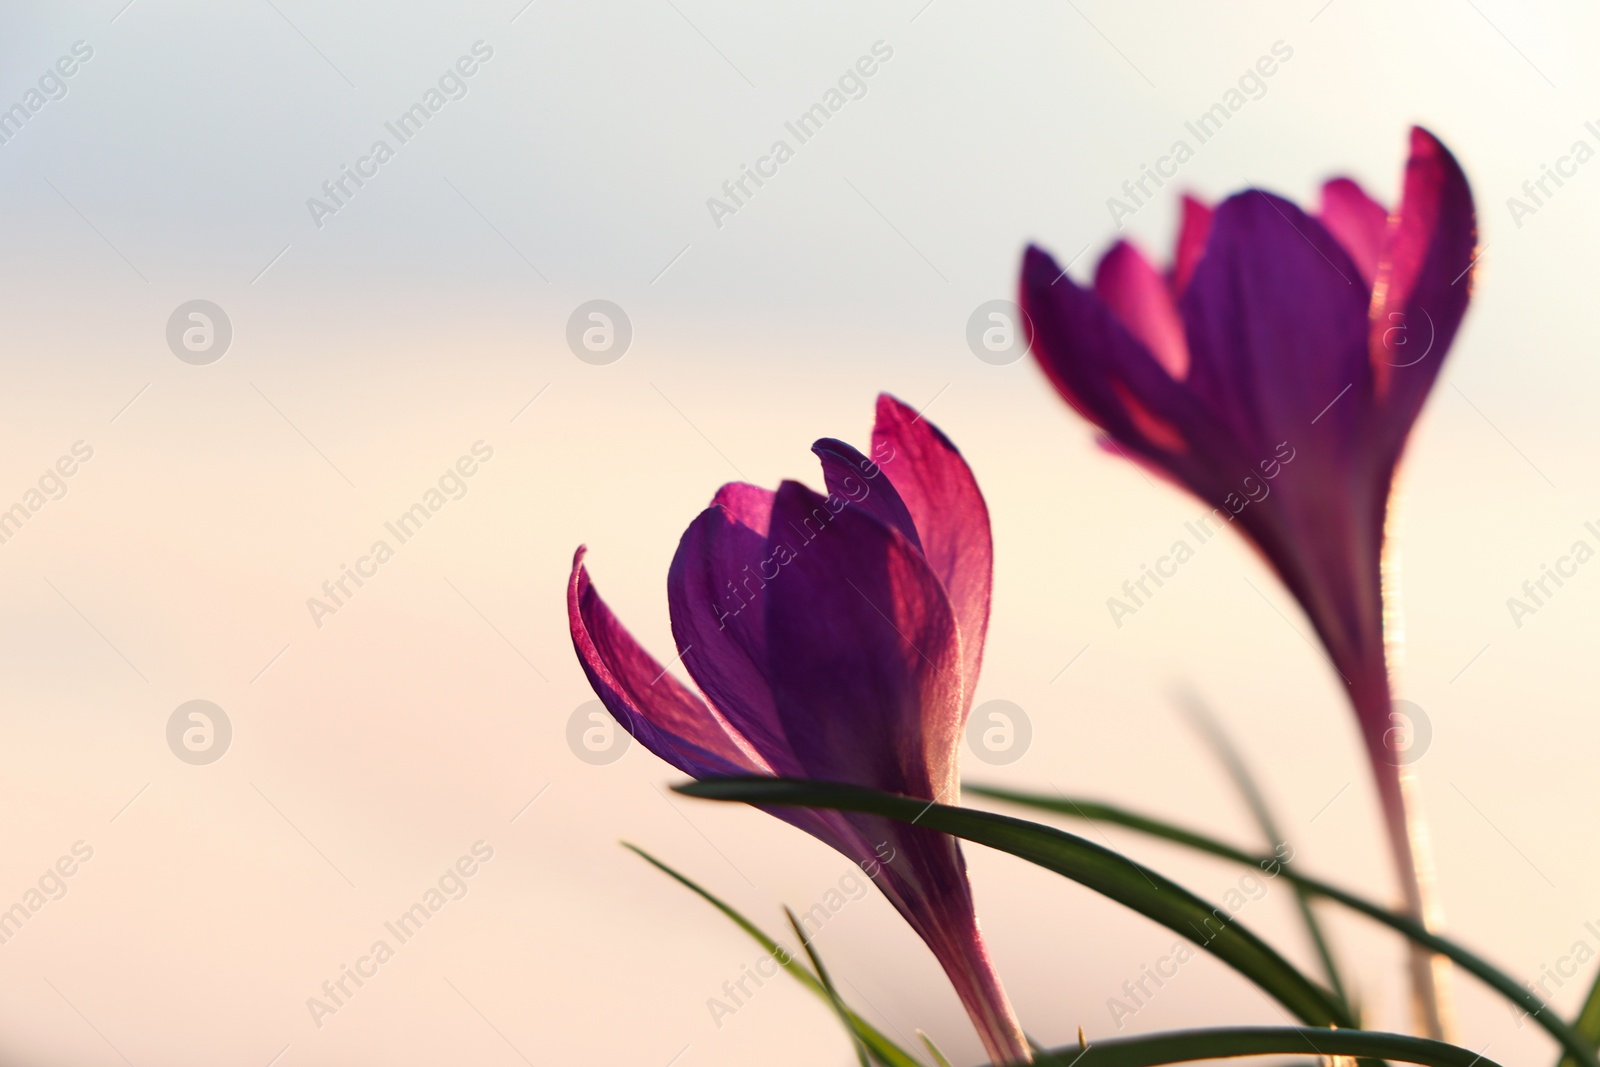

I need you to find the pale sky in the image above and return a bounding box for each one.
[0,2,1597,1065]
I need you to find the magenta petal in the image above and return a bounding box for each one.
[1369,126,1477,449]
[1318,177,1389,288]
[579,543,856,858]
[666,483,804,776]
[568,548,765,778]
[757,484,1028,1064]
[1021,246,1198,457]
[870,395,995,713]
[1095,241,1190,379]
[762,480,964,800]
[811,437,925,554]
[710,480,775,532]
[1172,194,1214,294]
[1180,190,1372,447]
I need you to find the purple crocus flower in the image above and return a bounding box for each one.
[1019,127,1475,1037]
[568,395,1032,1064]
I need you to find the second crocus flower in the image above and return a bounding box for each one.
[1020,126,1476,1037]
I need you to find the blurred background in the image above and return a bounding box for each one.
[0,0,1596,1063]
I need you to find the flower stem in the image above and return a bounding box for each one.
[927,917,1034,1065]
[1371,742,1456,1039]
[1372,492,1456,1040]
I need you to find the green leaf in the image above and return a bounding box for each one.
[1559,967,1600,1067]
[1028,1026,1503,1067]
[624,843,925,1067]
[1179,692,1350,1012]
[917,1029,956,1067]
[785,906,870,1067]
[966,785,1600,1067]
[673,778,1354,1030]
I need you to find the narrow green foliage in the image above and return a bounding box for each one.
[675,778,1353,1030]
[965,785,1600,1067]
[624,843,925,1067]
[785,905,870,1067]
[918,1029,956,1067]
[1027,1026,1503,1067]
[1178,691,1350,1013]
[1559,967,1600,1067]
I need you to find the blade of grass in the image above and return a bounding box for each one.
[918,1030,956,1067]
[675,778,1353,1030]
[785,906,870,1067]
[1179,690,1350,1013]
[1558,968,1600,1067]
[1028,1025,1501,1067]
[624,843,925,1067]
[966,785,1598,1067]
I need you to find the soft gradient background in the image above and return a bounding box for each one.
[0,1,1596,1064]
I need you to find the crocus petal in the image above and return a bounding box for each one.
[763,480,965,801]
[568,548,766,778]
[1180,190,1373,449]
[1368,126,1477,443]
[1095,241,1190,379]
[1172,194,1214,294]
[582,541,858,858]
[870,394,994,710]
[666,483,804,776]
[1318,177,1389,288]
[759,487,1027,1064]
[1021,246,1198,458]
[811,437,925,554]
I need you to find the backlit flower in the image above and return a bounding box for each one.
[1020,127,1476,1036]
[568,395,1031,1063]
